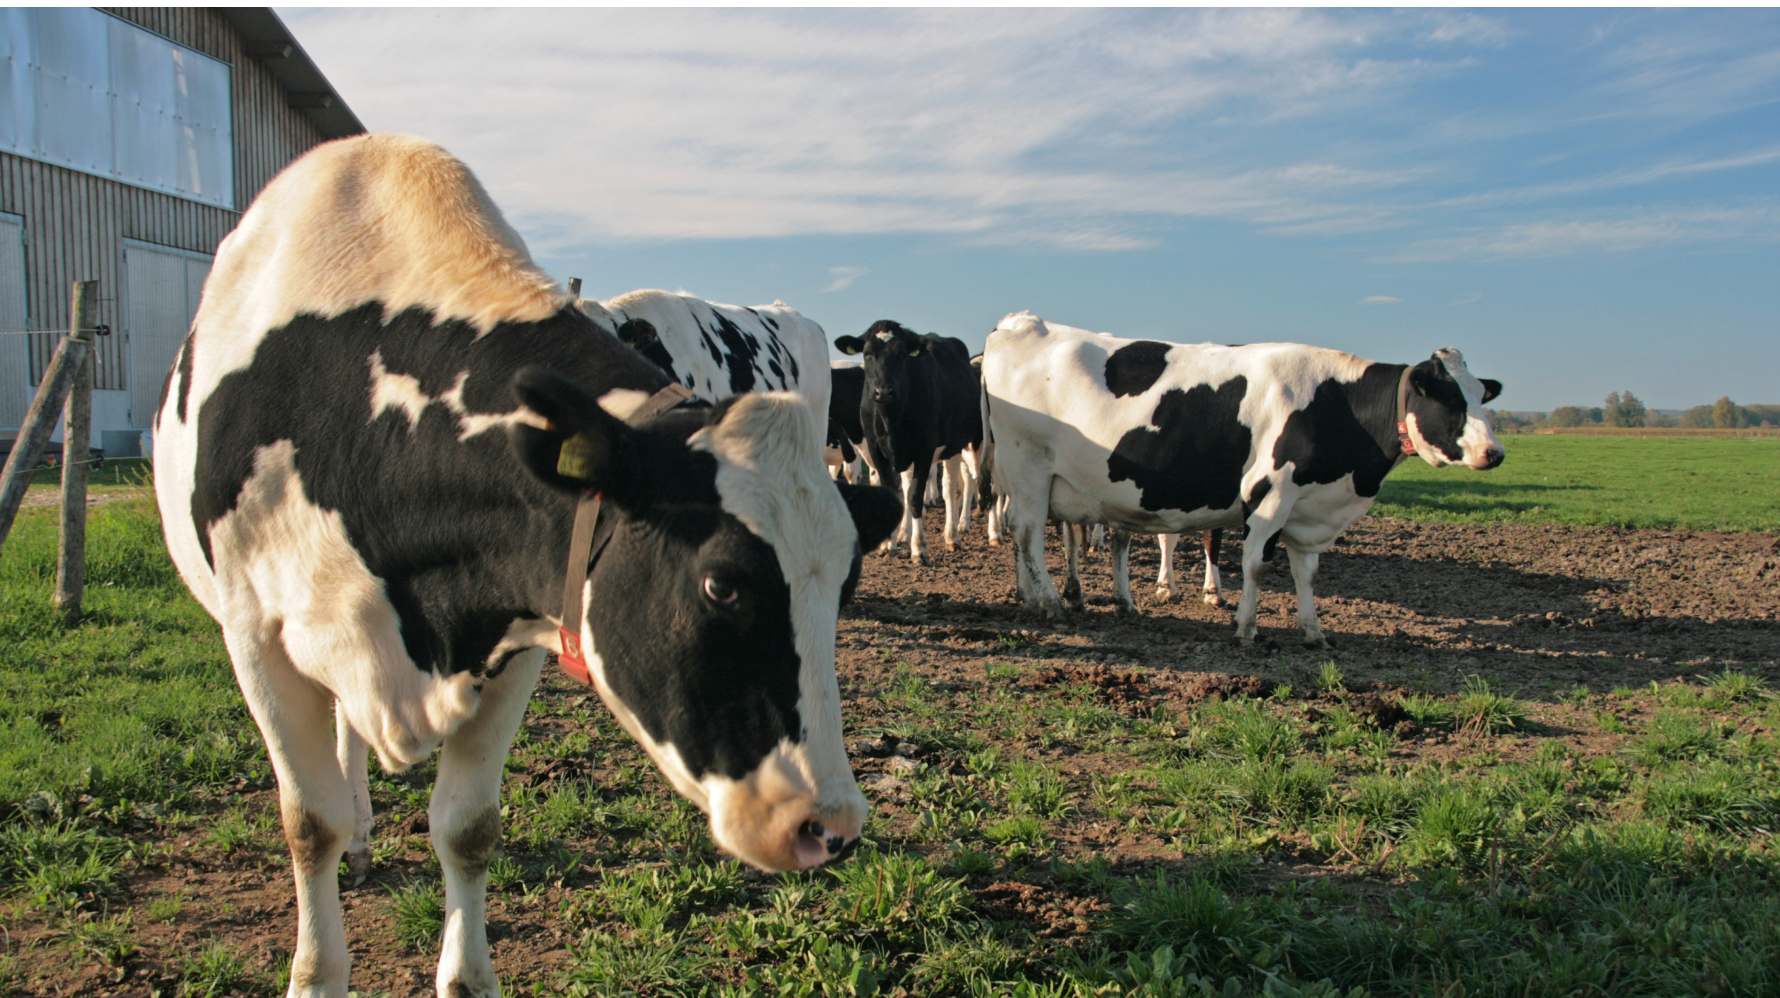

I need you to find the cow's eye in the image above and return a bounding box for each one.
[702,576,739,606]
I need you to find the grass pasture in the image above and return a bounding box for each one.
[1,440,1778,996]
[1374,434,1780,532]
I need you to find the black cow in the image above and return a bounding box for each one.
[834,321,980,565]
[153,135,899,997]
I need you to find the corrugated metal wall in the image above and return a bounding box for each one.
[0,7,329,423]
[0,213,26,426]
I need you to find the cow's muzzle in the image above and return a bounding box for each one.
[706,752,868,872]
[1476,446,1504,470]
[871,389,896,404]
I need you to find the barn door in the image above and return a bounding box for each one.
[0,213,26,428]
[125,240,209,428]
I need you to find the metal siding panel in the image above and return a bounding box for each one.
[0,213,27,426]
[32,8,113,176]
[0,9,37,157]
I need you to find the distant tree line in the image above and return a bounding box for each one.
[1487,392,1778,433]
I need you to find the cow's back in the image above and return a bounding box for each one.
[587,290,830,420]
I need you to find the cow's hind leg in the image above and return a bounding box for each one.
[1002,463,1065,618]
[228,628,355,998]
[1285,546,1328,649]
[1062,523,1085,610]
[432,648,545,998]
[1109,528,1136,616]
[335,708,373,886]
[1201,529,1225,606]
[1234,494,1291,645]
[1155,532,1178,602]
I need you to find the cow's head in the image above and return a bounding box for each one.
[1404,348,1504,470]
[834,321,924,407]
[510,369,900,871]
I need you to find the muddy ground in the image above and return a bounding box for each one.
[9,510,1778,997]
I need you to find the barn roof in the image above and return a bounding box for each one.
[217,8,365,140]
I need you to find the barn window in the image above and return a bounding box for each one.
[0,8,233,208]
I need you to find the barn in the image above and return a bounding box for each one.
[0,7,361,459]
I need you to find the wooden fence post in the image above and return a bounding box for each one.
[56,281,100,625]
[0,285,94,553]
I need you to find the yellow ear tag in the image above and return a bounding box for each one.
[557,432,599,480]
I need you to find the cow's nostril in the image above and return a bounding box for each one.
[800,819,826,841]
[831,837,861,863]
[826,834,845,855]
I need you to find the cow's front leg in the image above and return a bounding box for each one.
[1002,463,1065,618]
[940,454,964,551]
[1285,546,1328,649]
[905,463,933,566]
[226,629,354,998]
[1155,532,1178,602]
[334,709,373,886]
[431,648,545,998]
[1109,528,1136,616]
[884,466,914,553]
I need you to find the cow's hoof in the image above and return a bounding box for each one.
[1202,591,1223,606]
[344,847,372,886]
[914,553,933,567]
[1303,637,1332,650]
[1154,586,1175,603]
[1115,602,1137,619]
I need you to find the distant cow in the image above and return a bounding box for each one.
[578,289,830,419]
[835,321,981,565]
[826,360,871,484]
[1157,530,1226,605]
[981,312,1502,644]
[154,135,898,998]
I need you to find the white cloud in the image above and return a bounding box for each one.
[1453,292,1483,304]
[820,266,868,292]
[1360,296,1401,304]
[279,8,1481,251]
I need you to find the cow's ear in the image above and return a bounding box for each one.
[1409,365,1437,397]
[616,317,658,352]
[905,341,924,358]
[1479,378,1503,403]
[835,481,902,552]
[509,367,637,495]
[834,336,865,356]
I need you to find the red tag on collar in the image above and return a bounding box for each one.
[557,627,593,686]
[1397,420,1417,455]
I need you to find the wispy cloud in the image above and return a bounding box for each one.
[279,8,1780,262]
[1375,203,1780,262]
[820,266,868,292]
[1360,296,1401,304]
[1453,292,1483,304]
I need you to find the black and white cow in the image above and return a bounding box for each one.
[154,135,898,998]
[578,289,830,420]
[835,321,981,565]
[981,312,1503,643]
[826,359,871,484]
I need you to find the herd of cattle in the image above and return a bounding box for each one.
[150,135,1505,997]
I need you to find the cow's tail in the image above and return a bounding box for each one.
[977,365,997,504]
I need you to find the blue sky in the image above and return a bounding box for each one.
[279,8,1779,411]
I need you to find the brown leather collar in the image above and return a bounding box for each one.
[557,381,695,685]
[1395,364,1417,460]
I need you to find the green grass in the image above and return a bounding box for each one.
[22,456,155,492]
[0,499,259,819]
[8,479,1780,997]
[1373,434,1780,531]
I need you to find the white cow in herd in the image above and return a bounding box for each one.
[980,312,1503,645]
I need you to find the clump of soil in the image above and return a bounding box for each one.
[1177,674,1272,703]
[975,881,1109,937]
